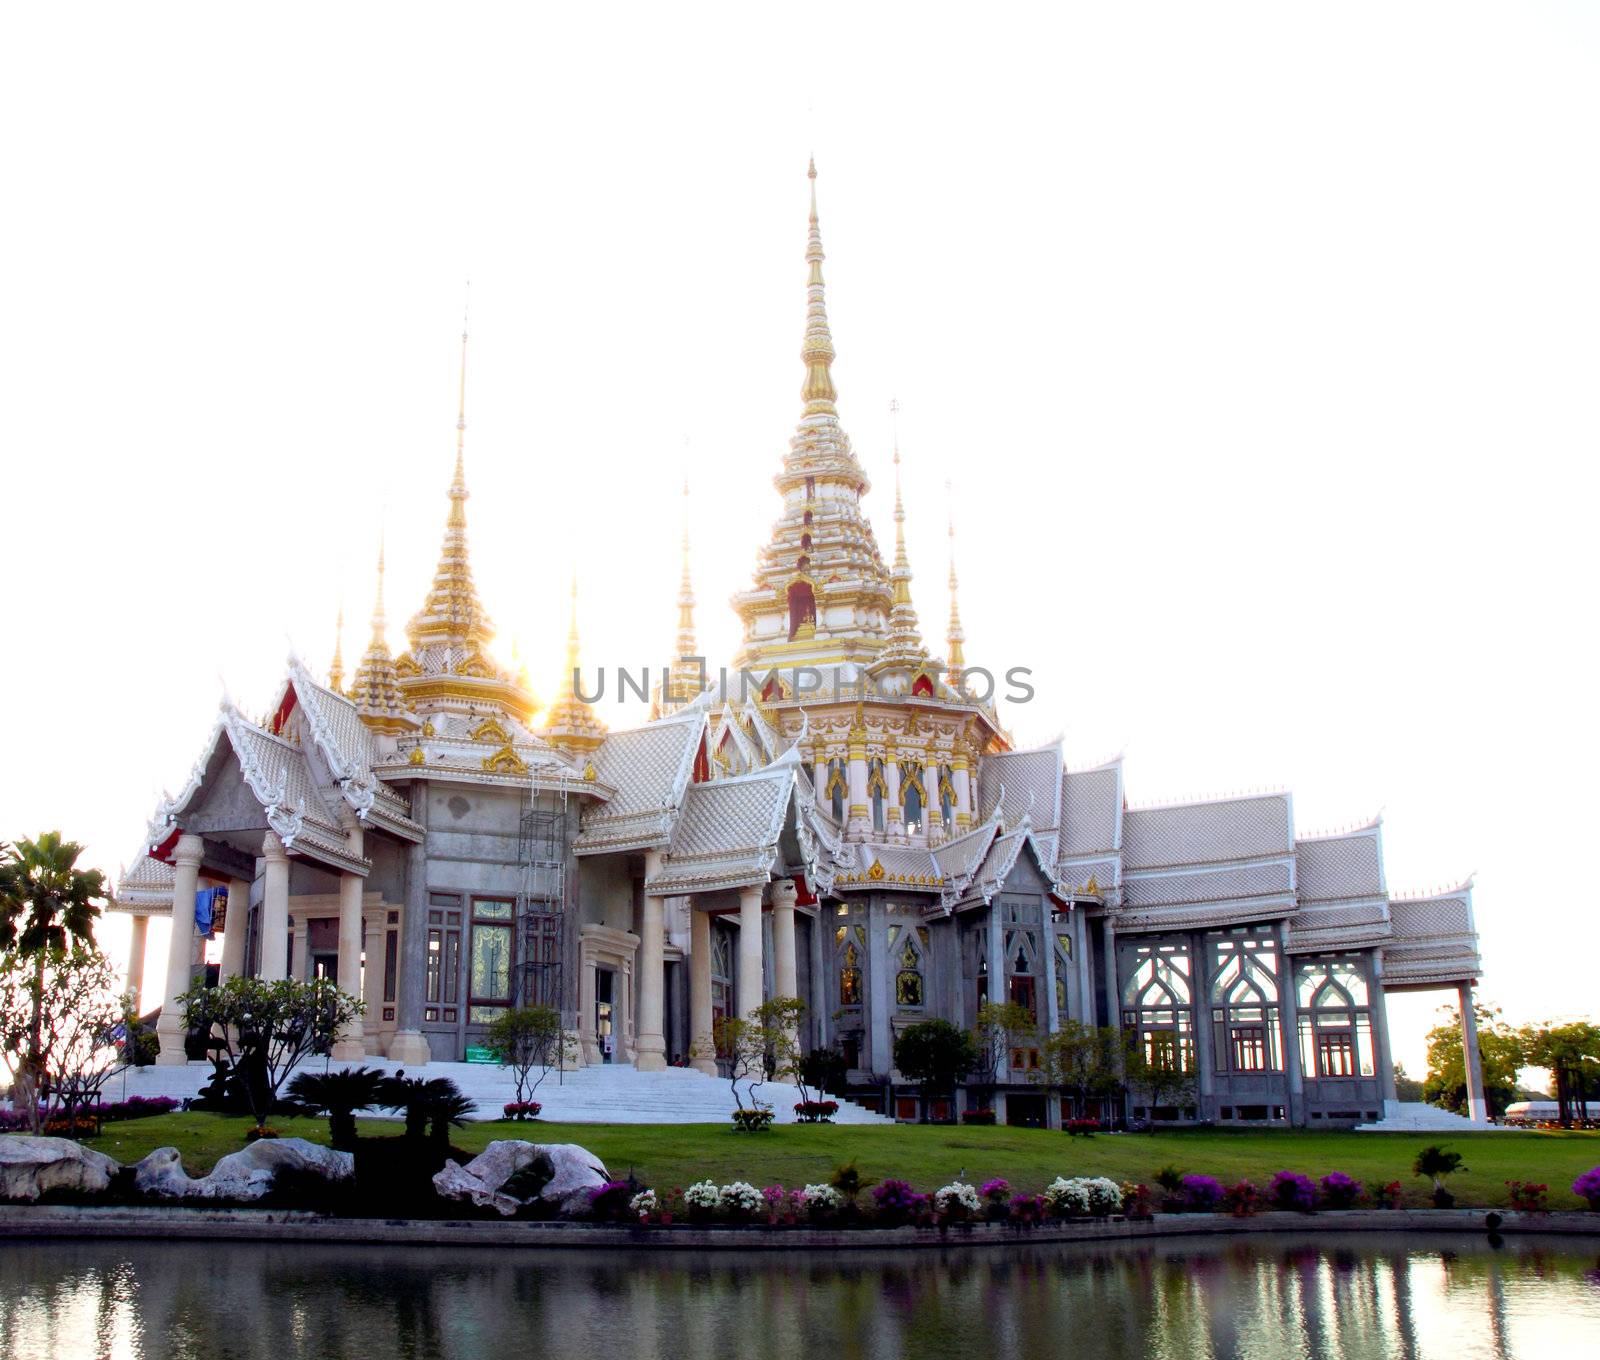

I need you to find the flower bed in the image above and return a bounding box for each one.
[0,1096,179,1134]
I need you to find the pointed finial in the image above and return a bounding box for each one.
[800,160,837,417]
[946,479,966,674]
[329,602,346,693]
[369,533,388,640]
[450,285,470,524]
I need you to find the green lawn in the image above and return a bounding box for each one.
[70,1114,1600,1210]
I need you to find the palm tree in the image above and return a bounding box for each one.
[376,1071,434,1140]
[0,833,108,1112]
[288,1066,383,1150]
[1413,1144,1466,1207]
[421,1079,476,1153]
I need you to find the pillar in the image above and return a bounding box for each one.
[388,784,432,1065]
[635,851,667,1071]
[986,899,1007,1121]
[689,906,716,1075]
[738,883,765,1020]
[1459,981,1488,1122]
[331,819,367,1061]
[259,832,290,982]
[1192,931,1215,1115]
[923,763,942,842]
[127,913,150,1010]
[885,757,903,838]
[953,752,973,831]
[772,879,798,999]
[219,876,249,982]
[847,732,870,835]
[1370,953,1399,1109]
[1277,920,1305,1126]
[362,914,384,1054]
[155,834,204,1064]
[578,944,599,1065]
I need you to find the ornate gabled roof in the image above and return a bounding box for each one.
[110,849,175,916]
[278,657,422,842]
[977,743,1063,848]
[157,700,369,875]
[945,817,1064,911]
[575,711,705,855]
[378,706,604,796]
[646,759,798,895]
[1383,881,1481,987]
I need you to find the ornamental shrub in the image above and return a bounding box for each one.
[981,1177,1010,1202]
[502,1100,542,1121]
[873,1178,921,1225]
[798,1183,843,1220]
[1222,1180,1262,1217]
[1268,1171,1317,1213]
[731,1106,774,1132]
[1505,1181,1548,1212]
[629,1189,658,1221]
[962,1107,996,1125]
[1374,1180,1404,1210]
[1120,1182,1155,1219]
[794,1099,839,1123]
[1179,1174,1225,1212]
[1320,1172,1363,1209]
[683,1180,721,1219]
[587,1180,636,1222]
[719,1181,765,1221]
[933,1181,981,1221]
[761,1184,790,1221]
[1572,1166,1600,1209]
[1066,1118,1101,1137]
[1008,1193,1048,1226]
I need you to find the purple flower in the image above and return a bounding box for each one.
[1320,1172,1363,1209]
[873,1179,921,1221]
[981,1178,1011,1201]
[1573,1166,1600,1207]
[1179,1174,1225,1211]
[1269,1171,1317,1213]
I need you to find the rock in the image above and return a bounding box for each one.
[134,1137,354,1202]
[0,1135,120,1201]
[204,1138,355,1201]
[431,1140,609,1217]
[133,1146,207,1199]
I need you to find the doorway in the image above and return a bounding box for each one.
[596,967,616,1063]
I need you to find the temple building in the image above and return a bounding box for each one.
[111,163,1488,1128]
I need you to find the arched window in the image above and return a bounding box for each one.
[938,765,955,828]
[901,760,924,833]
[910,673,934,698]
[836,924,865,1008]
[1295,959,1373,1079]
[787,580,816,640]
[826,758,846,822]
[868,758,887,832]
[891,926,927,1008]
[1209,931,1282,1073]
[1121,943,1195,1073]
[805,476,815,499]
[1054,934,1072,1015]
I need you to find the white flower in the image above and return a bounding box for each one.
[1082,1177,1123,1215]
[629,1189,657,1218]
[684,1180,721,1210]
[1043,1176,1122,1216]
[719,1181,764,1215]
[799,1183,843,1212]
[934,1181,981,1215]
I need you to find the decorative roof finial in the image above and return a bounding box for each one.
[348,532,414,734]
[801,159,837,417]
[878,398,927,669]
[328,602,346,694]
[541,567,606,751]
[946,480,966,673]
[450,285,470,527]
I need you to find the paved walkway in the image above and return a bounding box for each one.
[111,1057,892,1125]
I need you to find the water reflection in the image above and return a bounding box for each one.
[3,1233,1598,1360]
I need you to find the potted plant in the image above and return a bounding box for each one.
[1412,1145,1465,1208]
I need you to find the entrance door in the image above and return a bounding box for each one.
[312,953,339,983]
[596,968,615,1063]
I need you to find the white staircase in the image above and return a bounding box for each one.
[111,1057,892,1126]
[1354,1100,1504,1133]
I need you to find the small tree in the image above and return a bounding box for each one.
[287,1066,384,1150]
[485,1005,570,1108]
[1422,1003,1523,1117]
[1122,1032,1196,1124]
[893,1019,979,1116]
[972,1000,1037,1091]
[1518,1021,1600,1128]
[181,975,364,1131]
[0,833,108,1117]
[0,945,137,1135]
[1033,1020,1122,1121]
[1413,1144,1465,1207]
[712,1015,769,1117]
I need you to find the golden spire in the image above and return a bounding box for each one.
[328,602,345,694]
[662,474,702,711]
[449,295,469,529]
[878,399,927,670]
[946,481,966,673]
[800,158,837,417]
[349,535,413,733]
[542,568,606,752]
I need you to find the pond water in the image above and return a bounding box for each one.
[2,1232,1597,1360]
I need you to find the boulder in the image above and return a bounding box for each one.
[0,1135,120,1201]
[134,1137,354,1202]
[133,1146,207,1199]
[431,1140,609,1217]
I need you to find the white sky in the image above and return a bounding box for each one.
[3,2,1596,1081]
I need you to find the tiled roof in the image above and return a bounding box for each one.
[1295,826,1384,901]
[1060,761,1122,856]
[576,713,703,854]
[1383,886,1481,987]
[1121,793,1293,869]
[647,762,796,894]
[976,745,1062,835]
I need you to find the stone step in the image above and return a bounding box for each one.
[1354,1100,1503,1133]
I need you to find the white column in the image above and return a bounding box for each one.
[155,834,204,1064]
[127,913,150,1010]
[689,906,716,1074]
[953,753,973,831]
[738,883,765,1020]
[772,879,798,1000]
[331,864,367,1064]
[1460,981,1488,1122]
[362,914,384,1054]
[923,763,943,842]
[635,853,667,1071]
[847,744,870,835]
[219,876,249,982]
[885,758,903,838]
[578,944,599,1065]
[259,832,290,981]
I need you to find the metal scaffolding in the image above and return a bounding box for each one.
[515,794,568,1021]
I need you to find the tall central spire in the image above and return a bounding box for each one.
[946,485,966,674]
[801,157,838,417]
[449,299,469,528]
